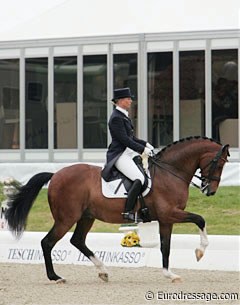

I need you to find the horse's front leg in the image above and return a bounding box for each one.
[194,225,209,261]
[173,210,209,261]
[182,211,209,261]
[159,223,181,283]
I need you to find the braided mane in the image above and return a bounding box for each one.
[154,136,221,159]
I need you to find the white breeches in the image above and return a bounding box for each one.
[115,148,145,185]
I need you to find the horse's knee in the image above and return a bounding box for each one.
[194,215,205,230]
[185,213,205,230]
[198,216,205,231]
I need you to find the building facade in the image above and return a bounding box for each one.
[0,29,239,163]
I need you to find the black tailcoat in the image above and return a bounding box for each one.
[106,109,146,163]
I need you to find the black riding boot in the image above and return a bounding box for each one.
[122,179,143,222]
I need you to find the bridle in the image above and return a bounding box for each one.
[196,145,229,191]
[150,145,229,192]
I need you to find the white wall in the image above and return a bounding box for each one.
[0,162,239,186]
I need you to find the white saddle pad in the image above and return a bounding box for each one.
[101,171,152,198]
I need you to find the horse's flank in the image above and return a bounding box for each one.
[48,163,130,224]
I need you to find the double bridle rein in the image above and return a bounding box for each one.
[150,145,229,191]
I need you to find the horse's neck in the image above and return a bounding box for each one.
[160,143,207,176]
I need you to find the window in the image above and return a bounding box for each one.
[147,52,173,147]
[0,59,20,149]
[83,55,107,148]
[212,49,238,147]
[25,58,48,149]
[179,51,205,138]
[113,54,138,131]
[54,57,77,149]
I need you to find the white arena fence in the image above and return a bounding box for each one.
[0,231,239,272]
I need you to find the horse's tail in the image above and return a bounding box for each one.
[5,172,54,238]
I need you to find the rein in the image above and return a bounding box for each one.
[149,145,228,191]
[150,158,202,189]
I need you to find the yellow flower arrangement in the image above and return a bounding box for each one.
[121,231,141,247]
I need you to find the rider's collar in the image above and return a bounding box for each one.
[116,106,129,117]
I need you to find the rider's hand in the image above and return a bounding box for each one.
[143,147,153,157]
[146,142,154,150]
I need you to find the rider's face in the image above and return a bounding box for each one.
[117,97,132,110]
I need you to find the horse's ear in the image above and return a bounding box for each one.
[222,144,230,156]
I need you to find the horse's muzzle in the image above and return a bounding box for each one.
[201,183,216,196]
[206,190,216,196]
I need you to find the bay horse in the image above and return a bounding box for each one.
[5,136,229,283]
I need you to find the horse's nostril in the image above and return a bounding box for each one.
[207,191,216,196]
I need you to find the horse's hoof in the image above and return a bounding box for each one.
[99,273,108,282]
[56,278,66,284]
[172,277,182,283]
[195,248,204,261]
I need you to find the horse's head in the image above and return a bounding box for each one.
[199,144,230,196]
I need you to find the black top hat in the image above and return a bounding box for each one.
[112,87,134,102]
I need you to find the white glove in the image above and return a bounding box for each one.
[143,147,153,157]
[146,142,154,150]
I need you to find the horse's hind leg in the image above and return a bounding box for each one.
[70,216,109,282]
[41,224,69,283]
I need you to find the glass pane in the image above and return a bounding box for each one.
[212,49,238,147]
[113,54,138,132]
[179,51,205,138]
[83,55,107,148]
[25,58,48,148]
[0,59,20,149]
[54,57,77,149]
[147,52,173,147]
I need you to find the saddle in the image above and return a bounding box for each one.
[102,155,150,193]
[101,156,152,222]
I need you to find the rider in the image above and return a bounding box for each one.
[106,87,154,222]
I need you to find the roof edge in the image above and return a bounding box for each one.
[0,28,239,49]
